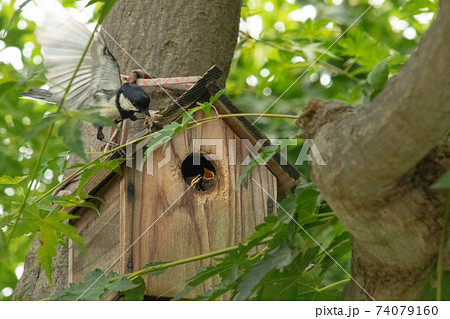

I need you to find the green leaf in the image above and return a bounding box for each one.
[319,232,351,272]
[200,88,227,117]
[0,231,18,288]
[51,269,139,300]
[51,269,109,300]
[4,0,33,34]
[296,187,321,224]
[77,159,122,195]
[121,276,146,301]
[141,121,182,168]
[36,151,69,184]
[294,269,342,301]
[77,165,102,193]
[0,175,27,185]
[367,60,389,91]
[108,276,139,292]
[25,113,60,141]
[58,117,86,161]
[87,0,118,24]
[402,0,437,15]
[32,209,85,283]
[247,215,279,243]
[36,226,59,285]
[175,263,235,301]
[421,270,450,301]
[66,163,87,169]
[48,194,100,214]
[236,241,297,300]
[431,171,450,189]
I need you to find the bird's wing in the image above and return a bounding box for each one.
[36,16,121,109]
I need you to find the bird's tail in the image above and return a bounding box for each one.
[20,89,57,104]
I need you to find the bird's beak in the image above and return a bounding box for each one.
[203,168,215,180]
[143,110,151,118]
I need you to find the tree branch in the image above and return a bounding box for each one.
[298,1,450,300]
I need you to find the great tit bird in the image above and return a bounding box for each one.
[21,16,151,141]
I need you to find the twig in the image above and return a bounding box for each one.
[128,237,272,280]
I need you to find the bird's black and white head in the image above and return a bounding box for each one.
[116,82,151,121]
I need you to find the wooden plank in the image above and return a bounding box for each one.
[70,176,122,283]
[121,111,277,298]
[206,83,300,198]
[159,65,223,123]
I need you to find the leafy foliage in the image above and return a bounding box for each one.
[50,269,142,301]
[173,186,351,300]
[34,209,84,284]
[0,0,443,301]
[421,270,450,301]
[367,60,389,99]
[0,175,27,185]
[75,157,122,194]
[0,0,119,299]
[229,0,435,137]
[0,1,64,300]
[26,108,116,161]
[87,0,118,24]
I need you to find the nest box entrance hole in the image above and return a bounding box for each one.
[181,153,218,191]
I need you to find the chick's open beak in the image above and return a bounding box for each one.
[203,168,215,180]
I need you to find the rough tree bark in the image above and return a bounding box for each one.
[13,0,241,300]
[297,1,449,300]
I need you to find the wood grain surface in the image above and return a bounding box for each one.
[119,111,277,298]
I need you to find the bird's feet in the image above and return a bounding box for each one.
[97,126,105,141]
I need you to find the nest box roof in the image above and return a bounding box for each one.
[69,66,301,214]
[148,65,301,198]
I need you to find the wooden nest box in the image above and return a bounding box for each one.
[68,66,300,299]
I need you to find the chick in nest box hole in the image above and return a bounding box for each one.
[189,167,216,191]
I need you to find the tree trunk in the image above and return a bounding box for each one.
[13,0,241,300]
[297,1,450,300]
